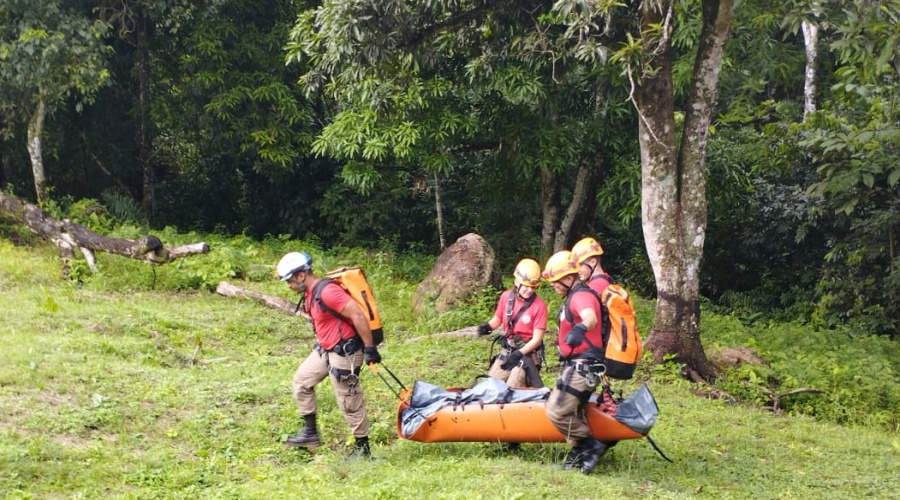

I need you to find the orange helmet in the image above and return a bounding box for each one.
[513,258,542,288]
[571,237,604,266]
[542,251,579,282]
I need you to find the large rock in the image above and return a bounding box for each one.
[709,347,770,368]
[413,233,501,313]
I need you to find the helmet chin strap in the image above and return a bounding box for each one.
[584,256,597,277]
[291,273,309,313]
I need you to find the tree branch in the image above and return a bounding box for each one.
[399,0,507,50]
[0,192,209,268]
[215,281,309,320]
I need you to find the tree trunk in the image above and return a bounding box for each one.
[541,167,561,257]
[27,96,48,204]
[0,192,209,270]
[553,159,593,251]
[801,19,819,120]
[137,8,155,223]
[434,170,446,250]
[635,0,733,381]
[572,152,607,239]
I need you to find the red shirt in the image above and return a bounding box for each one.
[493,290,548,342]
[586,273,612,297]
[556,287,603,358]
[304,279,356,350]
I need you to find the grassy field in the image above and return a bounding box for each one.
[1,239,898,499]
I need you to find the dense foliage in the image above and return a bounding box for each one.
[1,0,899,337]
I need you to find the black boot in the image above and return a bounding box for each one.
[349,436,371,458]
[577,437,608,474]
[562,444,585,470]
[285,414,320,448]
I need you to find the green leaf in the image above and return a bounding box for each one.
[862,173,874,188]
[888,168,900,187]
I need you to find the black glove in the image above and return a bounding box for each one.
[500,349,523,371]
[476,322,493,337]
[564,323,588,348]
[364,345,381,365]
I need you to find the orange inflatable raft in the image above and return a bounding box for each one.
[396,378,658,444]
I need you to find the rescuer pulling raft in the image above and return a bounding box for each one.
[384,246,669,472]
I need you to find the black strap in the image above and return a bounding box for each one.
[586,274,619,346]
[328,365,361,379]
[582,335,606,362]
[588,273,614,286]
[504,291,515,334]
[505,291,536,336]
[309,278,357,339]
[555,365,592,404]
[646,435,674,463]
[562,384,593,403]
[562,283,601,323]
[561,284,605,361]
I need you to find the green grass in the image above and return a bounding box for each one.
[1,239,898,499]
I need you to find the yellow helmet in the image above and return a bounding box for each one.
[514,258,542,288]
[571,237,604,266]
[542,251,578,282]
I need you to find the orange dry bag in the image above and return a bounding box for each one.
[600,284,642,379]
[315,266,384,345]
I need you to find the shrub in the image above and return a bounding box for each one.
[704,314,900,430]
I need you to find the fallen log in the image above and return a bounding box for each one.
[766,387,825,412]
[0,192,209,275]
[216,280,309,319]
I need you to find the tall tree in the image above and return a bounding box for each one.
[627,0,735,379]
[288,0,736,378]
[0,0,110,204]
[780,0,840,120]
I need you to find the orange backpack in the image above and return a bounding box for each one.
[311,266,384,345]
[598,280,642,379]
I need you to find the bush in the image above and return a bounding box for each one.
[704,314,900,430]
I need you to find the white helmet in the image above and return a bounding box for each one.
[277,251,312,281]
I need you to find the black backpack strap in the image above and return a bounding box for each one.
[589,273,614,286]
[311,278,358,336]
[562,284,605,359]
[563,283,602,322]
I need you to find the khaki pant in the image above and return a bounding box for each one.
[545,364,598,446]
[292,348,370,438]
[488,347,542,388]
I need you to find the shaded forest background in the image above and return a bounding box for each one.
[1,0,898,338]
